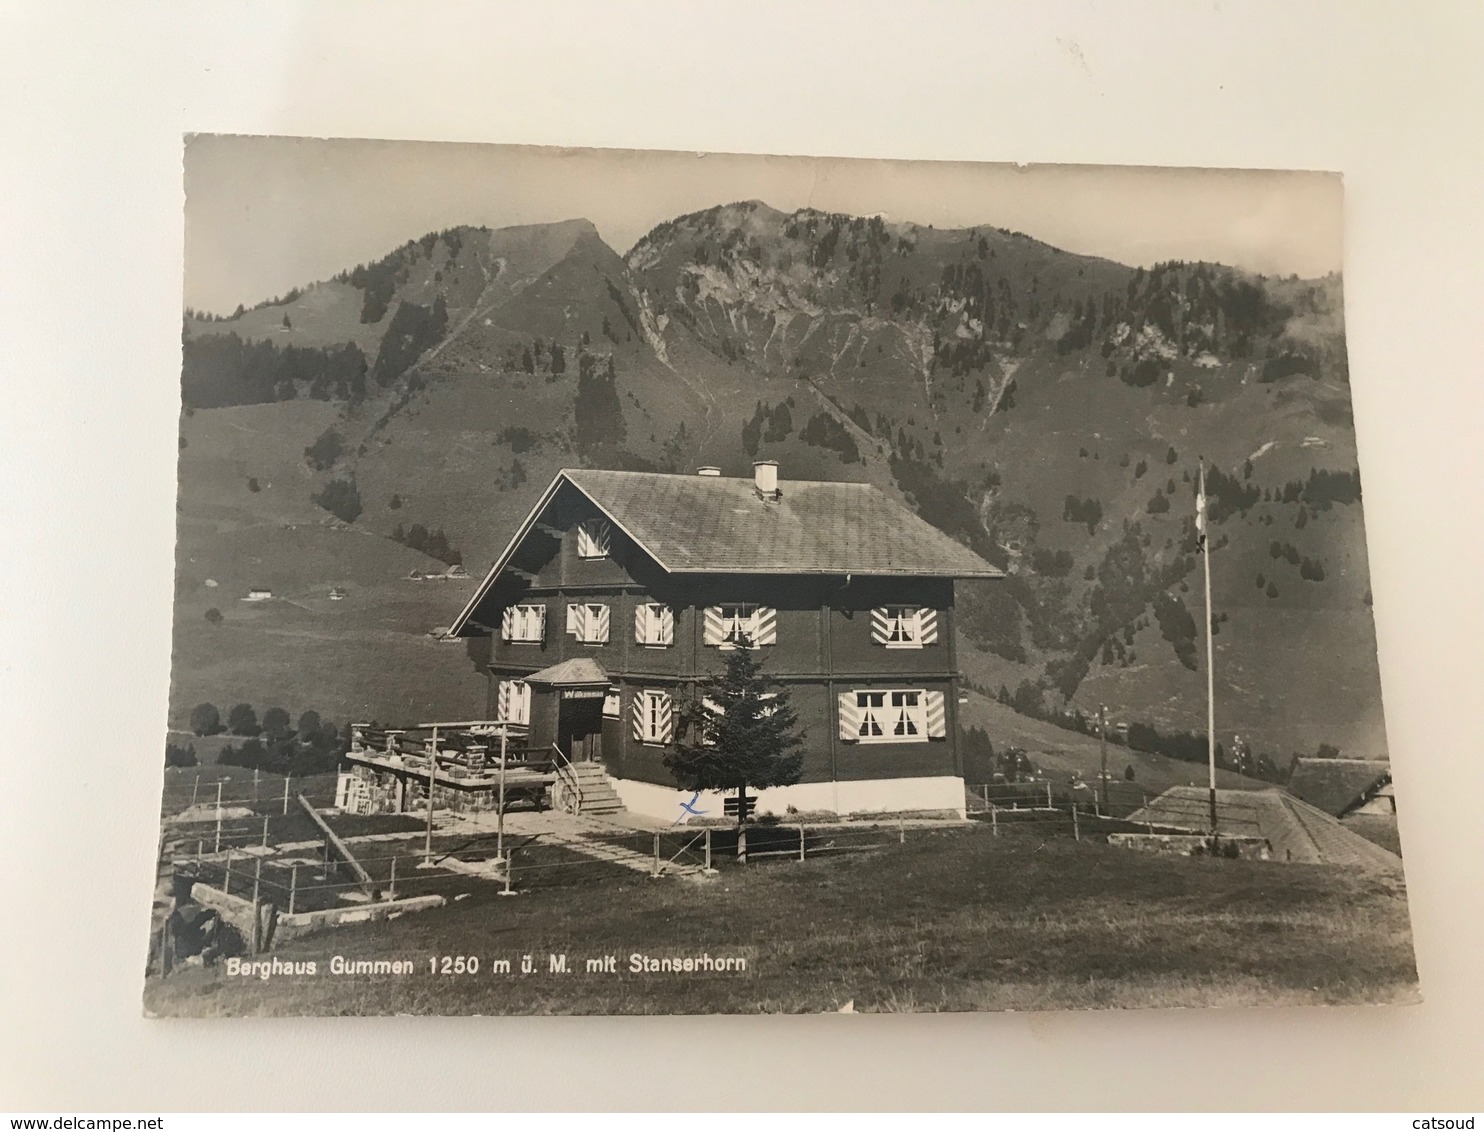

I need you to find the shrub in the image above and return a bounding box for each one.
[304,428,344,471]
[165,741,198,768]
[204,607,223,624]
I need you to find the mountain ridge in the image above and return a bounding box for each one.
[171,201,1381,776]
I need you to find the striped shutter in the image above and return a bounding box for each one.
[656,606,674,645]
[924,690,946,738]
[918,608,939,645]
[870,607,892,644]
[500,607,515,641]
[496,680,512,720]
[590,604,610,643]
[754,606,777,645]
[631,693,645,741]
[838,692,862,741]
[634,603,650,643]
[655,692,673,743]
[703,606,726,646]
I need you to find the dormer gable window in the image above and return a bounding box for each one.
[576,518,612,560]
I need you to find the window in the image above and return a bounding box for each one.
[576,518,612,559]
[703,604,777,648]
[501,604,546,643]
[631,689,673,745]
[496,679,531,725]
[634,602,674,647]
[838,688,946,744]
[566,602,610,644]
[870,606,939,648]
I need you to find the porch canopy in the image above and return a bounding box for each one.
[524,656,611,698]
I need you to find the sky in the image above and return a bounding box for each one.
[184,135,1344,315]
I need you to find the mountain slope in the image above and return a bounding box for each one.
[169,205,1383,776]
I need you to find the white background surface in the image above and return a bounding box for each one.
[3,0,1482,1112]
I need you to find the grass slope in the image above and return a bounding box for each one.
[143,824,1417,1016]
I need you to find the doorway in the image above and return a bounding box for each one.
[556,695,605,763]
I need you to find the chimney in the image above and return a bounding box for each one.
[753,460,779,498]
[696,466,721,477]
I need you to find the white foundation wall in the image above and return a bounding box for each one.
[609,774,966,823]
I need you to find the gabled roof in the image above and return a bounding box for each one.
[451,469,1002,635]
[523,657,610,687]
[1126,786,1402,871]
[1286,758,1392,817]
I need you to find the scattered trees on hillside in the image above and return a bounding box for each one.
[574,365,626,453]
[1062,495,1103,534]
[799,412,860,463]
[304,428,345,471]
[189,703,224,736]
[181,333,368,408]
[393,522,462,566]
[227,703,259,736]
[314,475,363,524]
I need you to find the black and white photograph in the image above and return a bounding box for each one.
[142,138,1415,1018]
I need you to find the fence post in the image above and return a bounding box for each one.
[288,865,298,915]
[899,821,905,845]
[261,815,270,848]
[798,825,806,863]
[388,857,397,902]
[214,781,224,853]
[250,859,262,953]
[500,850,515,897]
[283,775,291,816]
[223,850,233,896]
[196,838,203,860]
[254,767,260,795]
[652,832,661,878]
[704,828,714,874]
[1072,801,1081,842]
[191,775,200,809]
[1046,782,1053,809]
[990,804,998,838]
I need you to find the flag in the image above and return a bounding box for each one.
[1196,466,1208,547]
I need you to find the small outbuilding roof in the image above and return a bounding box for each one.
[1286,758,1391,817]
[1127,786,1402,871]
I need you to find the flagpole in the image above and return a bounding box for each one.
[1199,460,1217,841]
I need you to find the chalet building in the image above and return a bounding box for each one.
[448,462,1002,821]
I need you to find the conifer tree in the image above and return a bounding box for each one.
[667,639,804,861]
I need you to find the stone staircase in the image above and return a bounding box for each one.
[569,761,625,816]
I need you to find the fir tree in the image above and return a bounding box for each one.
[667,640,804,861]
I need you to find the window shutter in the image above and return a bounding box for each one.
[870,608,891,644]
[703,606,726,646]
[591,604,610,643]
[918,608,939,645]
[500,607,515,641]
[496,680,512,720]
[532,605,546,640]
[631,693,645,741]
[657,606,674,645]
[634,603,650,643]
[925,690,946,738]
[838,692,861,742]
[567,604,581,634]
[656,693,673,743]
[754,606,777,645]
